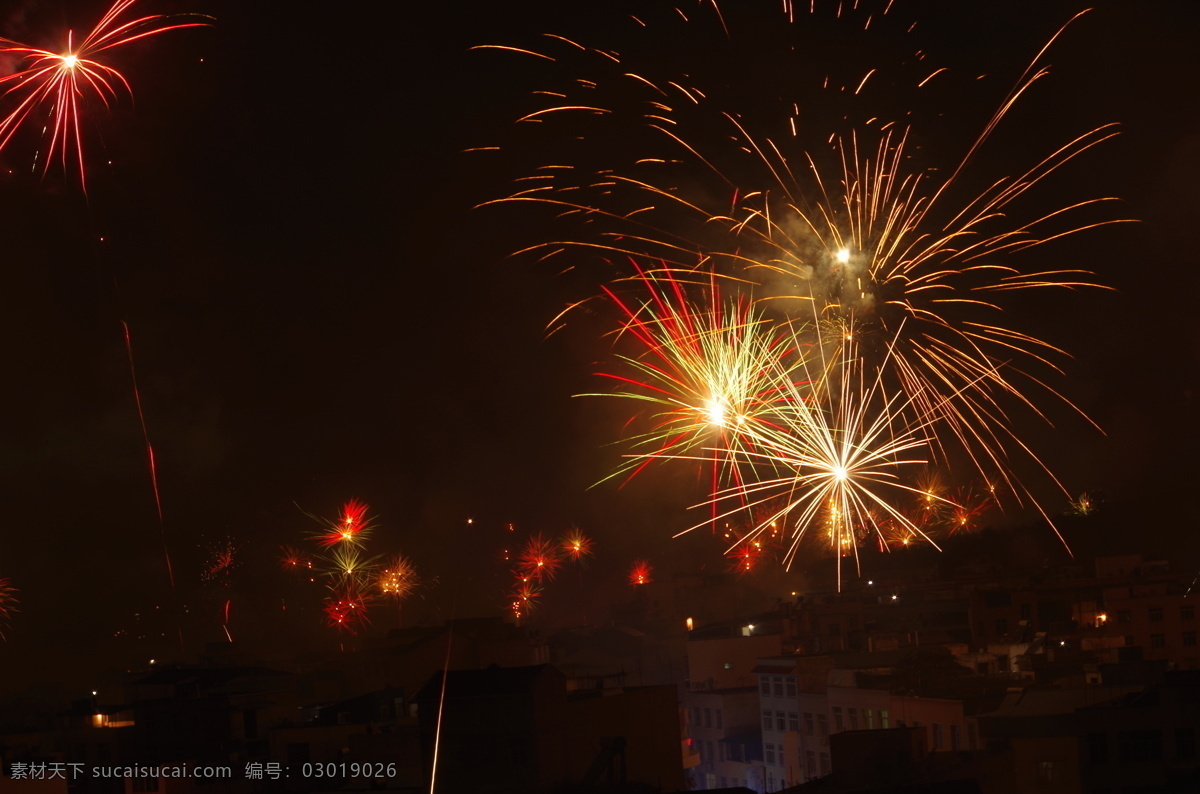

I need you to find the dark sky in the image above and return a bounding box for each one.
[0,0,1197,697]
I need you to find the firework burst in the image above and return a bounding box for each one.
[510,578,542,624]
[519,533,563,582]
[481,1,1128,567]
[686,337,948,588]
[309,499,376,548]
[323,585,374,634]
[946,487,992,535]
[561,528,594,562]
[280,545,314,572]
[201,535,242,583]
[378,555,419,600]
[0,0,209,187]
[586,267,808,491]
[628,559,653,586]
[322,546,380,589]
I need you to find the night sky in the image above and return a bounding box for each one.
[0,0,1197,699]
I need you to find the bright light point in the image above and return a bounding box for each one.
[835,248,850,264]
[832,466,848,481]
[704,397,727,427]
[61,54,78,69]
[891,594,898,601]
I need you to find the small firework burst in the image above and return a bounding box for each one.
[323,585,374,634]
[201,535,242,582]
[947,487,992,535]
[322,546,380,588]
[628,559,653,586]
[280,545,313,572]
[1069,492,1095,517]
[561,528,594,563]
[874,509,925,549]
[312,499,376,548]
[726,539,764,575]
[519,533,563,582]
[510,577,542,623]
[378,555,419,600]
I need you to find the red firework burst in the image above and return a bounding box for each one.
[628,559,653,586]
[201,535,242,582]
[0,0,208,187]
[314,499,375,547]
[726,539,764,575]
[519,533,562,582]
[509,577,542,621]
[947,488,992,535]
[279,545,313,571]
[323,586,374,634]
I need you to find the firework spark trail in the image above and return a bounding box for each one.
[120,321,185,646]
[0,577,17,640]
[0,0,209,188]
